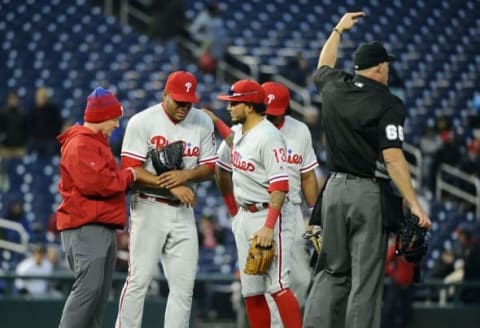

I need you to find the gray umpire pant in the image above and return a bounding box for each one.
[303,174,387,328]
[59,224,117,328]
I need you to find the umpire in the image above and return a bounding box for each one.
[303,12,432,328]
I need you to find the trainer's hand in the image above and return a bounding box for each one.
[132,167,161,185]
[335,12,366,33]
[170,185,196,207]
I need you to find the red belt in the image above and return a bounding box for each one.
[138,193,181,207]
[241,203,269,213]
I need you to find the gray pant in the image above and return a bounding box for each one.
[303,175,387,328]
[59,224,117,328]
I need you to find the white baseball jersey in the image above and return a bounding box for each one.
[276,116,318,204]
[216,120,289,205]
[121,102,218,197]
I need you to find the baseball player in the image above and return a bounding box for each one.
[203,82,320,326]
[261,81,320,327]
[115,71,217,328]
[215,80,303,328]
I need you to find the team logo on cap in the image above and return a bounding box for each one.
[185,82,192,93]
[267,94,275,104]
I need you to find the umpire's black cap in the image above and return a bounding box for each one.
[353,41,395,70]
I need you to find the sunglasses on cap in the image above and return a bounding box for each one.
[227,90,258,97]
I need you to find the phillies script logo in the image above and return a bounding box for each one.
[150,136,199,157]
[184,142,200,157]
[231,150,255,171]
[286,149,303,164]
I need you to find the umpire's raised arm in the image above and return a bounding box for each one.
[317,12,366,68]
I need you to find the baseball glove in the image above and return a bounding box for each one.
[149,141,184,174]
[395,213,428,263]
[244,237,275,275]
[303,225,323,254]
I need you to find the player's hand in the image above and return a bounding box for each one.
[335,12,366,32]
[252,226,274,248]
[158,170,190,189]
[201,107,219,123]
[169,185,196,207]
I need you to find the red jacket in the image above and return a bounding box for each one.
[56,125,134,231]
[385,244,415,286]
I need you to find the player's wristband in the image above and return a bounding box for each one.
[223,193,238,217]
[214,119,233,139]
[264,207,281,229]
[126,167,136,182]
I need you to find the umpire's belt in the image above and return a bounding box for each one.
[241,203,269,213]
[138,193,181,207]
[331,172,376,181]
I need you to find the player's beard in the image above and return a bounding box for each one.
[231,117,242,124]
[231,112,246,125]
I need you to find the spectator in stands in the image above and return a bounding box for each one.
[419,121,443,190]
[437,223,478,304]
[27,87,63,157]
[429,131,462,193]
[0,91,28,159]
[189,1,228,73]
[382,235,415,328]
[459,142,480,177]
[198,214,227,250]
[14,244,53,297]
[46,244,68,297]
[281,51,311,87]
[1,197,32,244]
[428,247,455,280]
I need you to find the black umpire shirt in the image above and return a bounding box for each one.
[314,65,405,179]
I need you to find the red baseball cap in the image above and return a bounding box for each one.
[262,82,290,116]
[165,71,199,103]
[217,80,265,104]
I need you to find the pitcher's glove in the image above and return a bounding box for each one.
[149,141,184,174]
[395,214,428,263]
[303,225,323,254]
[244,237,275,275]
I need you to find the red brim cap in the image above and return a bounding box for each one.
[169,92,199,103]
[217,80,265,104]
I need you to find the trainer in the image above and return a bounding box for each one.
[56,87,159,328]
[303,12,431,328]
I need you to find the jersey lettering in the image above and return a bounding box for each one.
[231,150,255,171]
[286,149,303,164]
[273,148,287,163]
[150,135,168,148]
[184,142,200,157]
[385,125,404,141]
[150,136,199,157]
